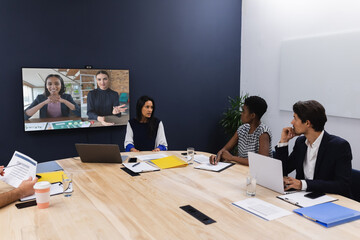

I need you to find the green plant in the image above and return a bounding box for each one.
[220,94,249,137]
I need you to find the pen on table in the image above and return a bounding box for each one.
[212,155,218,165]
[284,197,298,206]
[132,162,140,167]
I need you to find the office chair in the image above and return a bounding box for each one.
[351,169,360,202]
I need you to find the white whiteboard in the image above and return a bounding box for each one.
[279,30,360,119]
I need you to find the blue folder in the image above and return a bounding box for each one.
[36,161,63,173]
[294,202,360,228]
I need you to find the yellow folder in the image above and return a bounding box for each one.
[151,156,188,169]
[37,171,64,183]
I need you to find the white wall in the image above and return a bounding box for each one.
[241,0,360,170]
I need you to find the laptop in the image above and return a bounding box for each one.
[75,143,124,163]
[248,152,295,194]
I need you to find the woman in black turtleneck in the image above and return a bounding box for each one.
[87,70,127,126]
[124,95,168,152]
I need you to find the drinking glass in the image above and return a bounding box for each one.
[187,147,195,164]
[246,175,256,197]
[62,172,73,197]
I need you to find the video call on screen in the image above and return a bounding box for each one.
[22,68,130,132]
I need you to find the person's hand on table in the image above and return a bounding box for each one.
[152,148,160,152]
[210,149,225,165]
[283,176,302,190]
[0,166,4,176]
[130,148,140,152]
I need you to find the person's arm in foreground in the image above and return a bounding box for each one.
[0,177,37,208]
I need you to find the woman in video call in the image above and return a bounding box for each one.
[124,95,168,152]
[209,96,272,166]
[87,70,127,126]
[24,74,80,120]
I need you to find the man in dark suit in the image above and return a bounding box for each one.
[275,100,352,197]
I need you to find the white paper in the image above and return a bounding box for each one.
[193,154,210,164]
[135,154,168,161]
[24,122,48,131]
[123,162,160,173]
[0,151,37,188]
[20,182,72,201]
[277,191,337,208]
[80,121,91,128]
[232,198,292,221]
[194,162,232,172]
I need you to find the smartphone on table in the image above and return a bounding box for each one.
[304,192,325,199]
[15,200,37,209]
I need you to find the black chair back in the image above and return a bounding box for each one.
[351,169,360,202]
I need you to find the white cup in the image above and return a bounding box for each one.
[33,181,51,209]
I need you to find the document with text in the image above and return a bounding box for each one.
[277,191,337,208]
[193,154,210,164]
[232,198,292,221]
[0,151,37,188]
[135,153,168,161]
[195,162,233,172]
[122,162,160,173]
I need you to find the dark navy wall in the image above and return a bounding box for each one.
[0,0,241,164]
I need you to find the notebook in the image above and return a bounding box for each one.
[37,170,64,183]
[248,152,295,194]
[277,191,337,208]
[195,162,234,172]
[151,155,188,169]
[122,162,160,173]
[75,143,123,163]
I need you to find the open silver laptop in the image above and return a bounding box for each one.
[248,152,295,194]
[75,143,125,163]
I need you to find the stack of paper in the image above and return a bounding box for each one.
[277,191,337,207]
[151,156,188,169]
[195,162,233,172]
[232,198,292,221]
[135,153,168,161]
[122,162,160,173]
[193,154,210,164]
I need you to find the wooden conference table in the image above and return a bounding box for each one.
[0,151,359,240]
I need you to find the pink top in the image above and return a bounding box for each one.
[47,102,62,118]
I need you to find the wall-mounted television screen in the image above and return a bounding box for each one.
[22,68,129,131]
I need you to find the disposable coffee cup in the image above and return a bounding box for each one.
[33,181,51,209]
